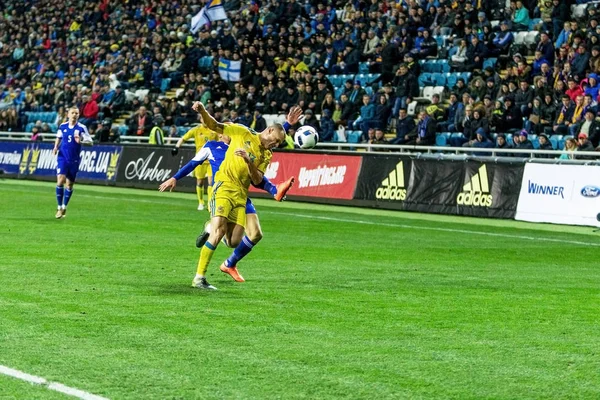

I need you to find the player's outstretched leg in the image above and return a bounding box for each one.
[62,180,74,217]
[275,177,295,201]
[196,178,205,211]
[220,205,262,283]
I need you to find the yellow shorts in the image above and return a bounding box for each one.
[210,181,247,227]
[194,161,211,181]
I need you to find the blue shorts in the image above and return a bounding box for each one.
[245,198,257,214]
[57,158,79,182]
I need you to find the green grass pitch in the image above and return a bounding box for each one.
[1,179,599,399]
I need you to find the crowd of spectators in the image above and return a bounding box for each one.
[0,0,598,156]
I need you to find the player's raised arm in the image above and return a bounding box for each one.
[159,146,212,192]
[192,102,224,134]
[286,105,303,126]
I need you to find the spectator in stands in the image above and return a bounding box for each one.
[464,35,488,71]
[393,108,416,145]
[537,31,555,66]
[80,95,99,127]
[348,80,367,108]
[515,80,534,116]
[536,134,554,158]
[496,134,512,150]
[437,93,462,133]
[491,21,514,56]
[576,132,596,158]
[558,138,577,159]
[353,95,375,138]
[525,97,542,134]
[149,115,165,145]
[512,1,531,31]
[450,39,469,69]
[470,128,495,155]
[426,94,445,122]
[392,64,418,118]
[338,94,356,126]
[406,110,436,146]
[503,96,523,132]
[515,130,534,157]
[538,94,556,135]
[304,109,321,134]
[553,95,575,135]
[128,106,153,137]
[370,128,389,150]
[572,45,591,79]
[30,126,43,142]
[575,110,600,146]
[551,0,570,39]
[320,109,335,142]
[249,110,267,132]
[373,95,391,129]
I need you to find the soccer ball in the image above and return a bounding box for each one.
[294,126,319,149]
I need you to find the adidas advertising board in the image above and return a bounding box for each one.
[516,163,600,227]
[354,156,412,209]
[457,165,493,207]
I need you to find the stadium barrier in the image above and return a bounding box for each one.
[2,140,599,226]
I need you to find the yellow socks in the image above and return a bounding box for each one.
[196,185,204,206]
[196,241,216,276]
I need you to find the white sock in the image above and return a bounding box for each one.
[195,274,205,280]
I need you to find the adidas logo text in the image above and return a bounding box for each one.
[376,161,406,201]
[457,164,493,207]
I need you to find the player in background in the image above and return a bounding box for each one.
[168,102,301,290]
[171,117,218,211]
[52,106,93,219]
[159,128,295,289]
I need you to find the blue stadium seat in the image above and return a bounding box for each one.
[432,73,446,86]
[117,125,129,135]
[198,56,213,72]
[549,135,559,150]
[505,133,513,146]
[529,18,542,30]
[446,73,457,88]
[341,74,356,83]
[359,62,369,74]
[328,75,342,87]
[347,131,361,143]
[530,134,539,149]
[435,133,448,146]
[418,73,433,87]
[438,60,451,73]
[48,123,57,132]
[460,72,472,84]
[26,122,34,132]
[483,58,497,70]
[433,35,445,49]
[178,126,189,136]
[334,86,344,100]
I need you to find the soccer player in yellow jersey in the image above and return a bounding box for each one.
[171,120,218,210]
[188,101,302,289]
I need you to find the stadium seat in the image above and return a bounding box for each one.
[436,133,448,146]
[491,20,500,29]
[433,86,445,101]
[198,56,213,72]
[328,75,343,87]
[418,73,432,87]
[549,135,559,150]
[483,58,497,70]
[364,86,373,95]
[340,74,356,83]
[524,31,539,49]
[529,18,542,30]
[431,73,445,86]
[514,31,528,45]
[415,86,434,103]
[438,60,451,73]
[347,131,362,143]
[407,101,418,116]
[460,72,471,84]
[572,4,587,19]
[446,73,457,88]
[359,62,369,74]
[334,86,344,100]
[529,134,539,149]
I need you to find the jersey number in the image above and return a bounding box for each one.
[67,136,72,143]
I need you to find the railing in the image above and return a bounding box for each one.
[2,131,599,162]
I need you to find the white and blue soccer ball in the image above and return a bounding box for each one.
[294,126,319,149]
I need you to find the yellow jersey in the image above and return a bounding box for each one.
[214,124,272,193]
[181,125,218,152]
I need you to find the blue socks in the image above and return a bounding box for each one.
[225,236,255,267]
[56,186,64,208]
[63,188,73,207]
[256,176,278,196]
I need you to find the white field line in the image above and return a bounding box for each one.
[268,211,600,248]
[0,365,108,400]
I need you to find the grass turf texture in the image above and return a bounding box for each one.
[1,179,599,399]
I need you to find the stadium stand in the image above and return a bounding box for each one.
[0,0,598,155]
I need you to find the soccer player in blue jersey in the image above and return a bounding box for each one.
[52,106,93,218]
[158,121,296,290]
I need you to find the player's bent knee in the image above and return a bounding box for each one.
[248,230,263,243]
